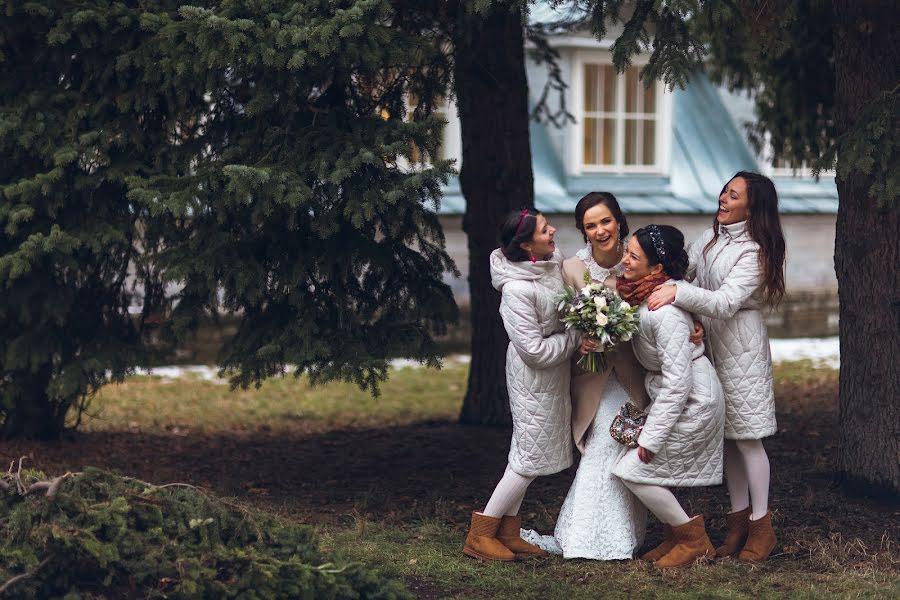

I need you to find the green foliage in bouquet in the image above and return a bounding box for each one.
[0,467,411,599]
[558,272,639,373]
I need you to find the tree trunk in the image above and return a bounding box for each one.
[832,0,900,497]
[453,3,534,425]
[0,367,64,440]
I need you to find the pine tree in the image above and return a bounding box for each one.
[0,2,194,438]
[129,1,458,394]
[0,1,457,438]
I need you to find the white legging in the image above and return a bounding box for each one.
[482,464,536,518]
[622,481,691,526]
[723,438,770,519]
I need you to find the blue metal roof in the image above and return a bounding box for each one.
[439,71,839,216]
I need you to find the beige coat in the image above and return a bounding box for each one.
[562,253,649,454]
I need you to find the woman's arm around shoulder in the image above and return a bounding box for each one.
[671,246,763,319]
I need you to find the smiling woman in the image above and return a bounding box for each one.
[461,208,583,562]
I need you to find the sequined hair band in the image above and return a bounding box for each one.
[647,224,667,260]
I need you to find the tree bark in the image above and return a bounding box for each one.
[832,0,900,497]
[0,366,64,440]
[453,3,534,425]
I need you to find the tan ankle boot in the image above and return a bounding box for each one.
[738,511,777,562]
[655,516,715,568]
[640,524,675,561]
[463,512,516,562]
[716,507,751,558]
[496,515,548,558]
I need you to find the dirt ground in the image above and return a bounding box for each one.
[2,374,897,566]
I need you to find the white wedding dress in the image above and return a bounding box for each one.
[521,246,647,559]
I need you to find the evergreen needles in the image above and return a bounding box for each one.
[0,466,411,599]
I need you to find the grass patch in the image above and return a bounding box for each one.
[321,518,898,600]
[87,359,836,434]
[86,362,468,433]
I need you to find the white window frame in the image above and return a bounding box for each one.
[568,50,673,175]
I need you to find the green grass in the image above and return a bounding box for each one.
[320,520,898,600]
[87,361,469,433]
[89,359,838,434]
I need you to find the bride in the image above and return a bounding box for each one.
[523,192,648,559]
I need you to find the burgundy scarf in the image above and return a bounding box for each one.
[616,271,669,306]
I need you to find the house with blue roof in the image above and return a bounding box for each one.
[433,10,839,337]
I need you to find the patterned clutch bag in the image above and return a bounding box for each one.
[609,402,648,448]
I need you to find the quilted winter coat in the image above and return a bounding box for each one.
[612,296,725,487]
[673,221,776,439]
[490,248,580,477]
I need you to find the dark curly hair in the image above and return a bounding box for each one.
[574,191,629,244]
[499,208,541,262]
[633,224,690,280]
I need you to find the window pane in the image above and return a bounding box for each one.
[625,67,638,113]
[602,65,617,111]
[624,119,638,165]
[643,81,656,113]
[601,119,616,164]
[584,117,598,164]
[643,120,656,165]
[585,64,599,111]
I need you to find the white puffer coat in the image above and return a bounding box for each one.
[612,298,725,487]
[491,248,580,477]
[673,221,776,439]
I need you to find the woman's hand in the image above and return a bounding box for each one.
[638,445,655,464]
[580,337,600,355]
[647,284,677,311]
[690,320,705,345]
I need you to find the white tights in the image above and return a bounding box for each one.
[622,481,691,526]
[723,438,771,519]
[482,464,536,518]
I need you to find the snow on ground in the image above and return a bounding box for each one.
[131,338,838,380]
[768,336,839,368]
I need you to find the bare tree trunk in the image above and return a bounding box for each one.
[832,0,900,497]
[0,366,63,440]
[453,3,534,425]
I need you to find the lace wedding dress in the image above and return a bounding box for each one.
[521,246,647,559]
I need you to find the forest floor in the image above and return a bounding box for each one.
[3,361,897,599]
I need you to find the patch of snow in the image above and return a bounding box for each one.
[769,336,839,368]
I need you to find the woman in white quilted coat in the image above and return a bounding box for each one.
[648,172,785,563]
[462,208,584,562]
[611,224,726,569]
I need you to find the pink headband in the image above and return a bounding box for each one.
[514,209,530,235]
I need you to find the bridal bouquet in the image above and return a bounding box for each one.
[557,273,640,373]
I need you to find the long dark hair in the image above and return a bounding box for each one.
[704,171,786,305]
[633,225,690,280]
[499,208,541,262]
[574,192,629,243]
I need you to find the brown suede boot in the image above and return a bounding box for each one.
[738,511,777,562]
[654,516,715,569]
[496,515,548,558]
[463,512,516,562]
[715,507,751,558]
[640,524,675,561]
